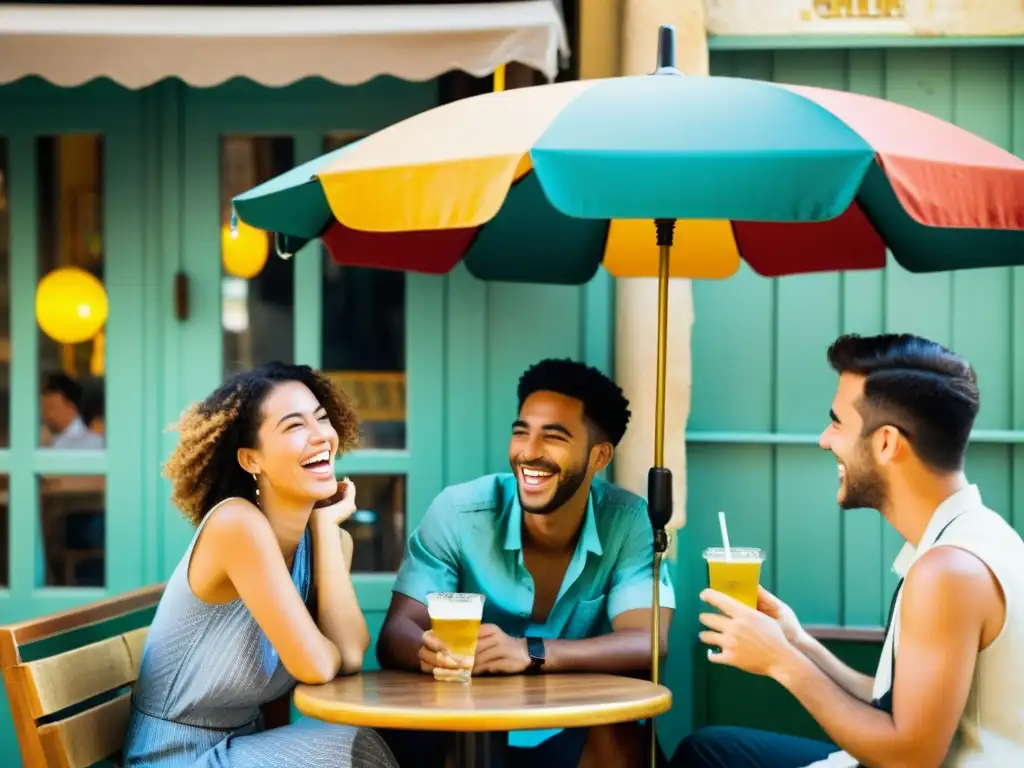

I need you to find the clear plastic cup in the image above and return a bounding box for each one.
[702,547,765,609]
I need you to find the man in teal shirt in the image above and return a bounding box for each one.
[376,358,675,768]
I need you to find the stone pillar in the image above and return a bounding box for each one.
[578,0,621,80]
[613,0,708,535]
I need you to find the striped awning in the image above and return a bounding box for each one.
[0,2,568,89]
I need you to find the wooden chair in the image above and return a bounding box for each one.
[1,528,355,766]
[0,583,164,768]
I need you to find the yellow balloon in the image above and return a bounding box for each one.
[222,220,269,279]
[35,267,109,345]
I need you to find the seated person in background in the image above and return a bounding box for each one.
[41,372,104,449]
[376,358,675,768]
[675,334,1024,767]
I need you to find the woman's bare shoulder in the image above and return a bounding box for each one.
[188,497,272,602]
[200,497,273,547]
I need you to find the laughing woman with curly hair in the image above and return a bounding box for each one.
[123,362,397,768]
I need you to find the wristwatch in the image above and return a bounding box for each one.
[525,636,546,674]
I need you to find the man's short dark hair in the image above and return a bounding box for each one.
[517,358,631,447]
[42,372,83,408]
[827,334,979,472]
[79,378,105,424]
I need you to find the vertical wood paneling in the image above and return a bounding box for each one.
[103,96,148,597]
[840,50,888,627]
[405,272,447,535]
[947,49,1017,529]
[878,49,959,599]
[444,266,488,486]
[771,51,847,626]
[1011,51,1024,539]
[484,282,585,473]
[689,50,776,436]
[683,47,1024,707]
[443,271,613,486]
[681,443,775,733]
[950,49,1014,433]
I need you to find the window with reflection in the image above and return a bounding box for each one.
[36,136,105,450]
[321,133,406,450]
[39,475,105,587]
[342,474,405,573]
[221,136,295,378]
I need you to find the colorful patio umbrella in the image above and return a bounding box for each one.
[234,37,1024,285]
[233,26,1024,763]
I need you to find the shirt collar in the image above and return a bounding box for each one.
[60,417,88,438]
[891,483,982,578]
[502,482,604,557]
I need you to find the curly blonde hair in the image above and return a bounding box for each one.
[163,362,360,525]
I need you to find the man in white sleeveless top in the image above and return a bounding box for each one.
[670,333,1024,767]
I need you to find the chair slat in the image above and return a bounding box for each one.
[0,586,162,768]
[123,627,149,676]
[24,632,138,717]
[38,691,131,768]
[5,583,164,648]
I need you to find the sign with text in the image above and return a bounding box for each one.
[706,1,1024,37]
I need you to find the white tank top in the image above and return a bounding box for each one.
[811,485,1024,767]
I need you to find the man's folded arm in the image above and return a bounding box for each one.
[545,511,676,674]
[543,606,674,673]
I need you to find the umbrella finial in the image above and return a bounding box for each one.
[654,24,682,76]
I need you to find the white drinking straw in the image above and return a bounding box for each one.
[718,510,732,561]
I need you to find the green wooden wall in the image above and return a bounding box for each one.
[658,46,1024,757]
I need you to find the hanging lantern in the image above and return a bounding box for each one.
[35,267,109,344]
[90,328,106,376]
[222,218,269,279]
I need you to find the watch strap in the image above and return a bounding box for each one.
[526,635,546,673]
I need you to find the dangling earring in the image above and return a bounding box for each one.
[252,473,260,502]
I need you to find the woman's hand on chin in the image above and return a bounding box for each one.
[311,477,358,529]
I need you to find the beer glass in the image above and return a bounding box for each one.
[426,592,485,683]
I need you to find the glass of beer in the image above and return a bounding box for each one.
[703,547,765,609]
[426,592,485,683]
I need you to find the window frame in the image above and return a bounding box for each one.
[174,80,443,611]
[0,90,148,620]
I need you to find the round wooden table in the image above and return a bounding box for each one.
[294,670,672,768]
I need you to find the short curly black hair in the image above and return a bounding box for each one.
[517,358,631,447]
[164,362,360,525]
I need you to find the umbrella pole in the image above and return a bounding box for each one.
[648,218,676,768]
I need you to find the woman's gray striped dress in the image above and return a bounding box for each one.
[123,499,397,767]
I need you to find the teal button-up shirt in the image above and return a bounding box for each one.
[393,473,675,747]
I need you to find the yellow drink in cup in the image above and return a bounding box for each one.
[703,547,765,609]
[426,592,485,683]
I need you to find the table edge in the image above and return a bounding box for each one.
[293,688,673,733]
